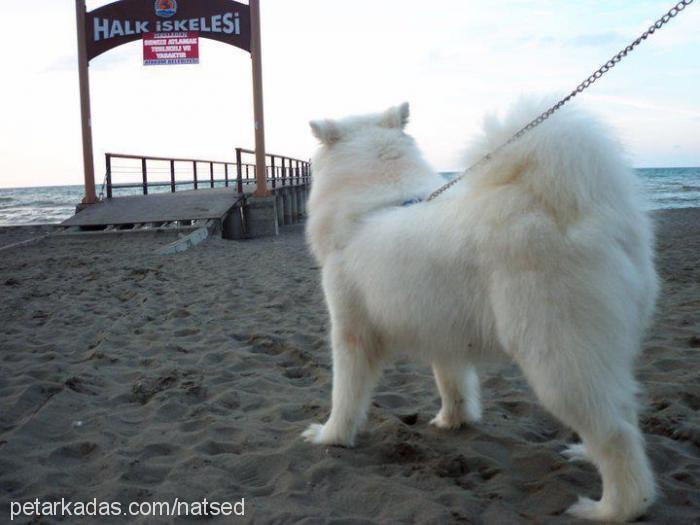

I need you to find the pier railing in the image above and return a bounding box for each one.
[104,149,311,199]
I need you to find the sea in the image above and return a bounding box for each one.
[0,167,698,227]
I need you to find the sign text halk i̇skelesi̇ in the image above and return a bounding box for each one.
[93,12,241,42]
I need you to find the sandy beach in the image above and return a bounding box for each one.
[0,209,698,524]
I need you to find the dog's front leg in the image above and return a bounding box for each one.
[303,328,383,447]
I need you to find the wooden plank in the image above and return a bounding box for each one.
[61,188,248,227]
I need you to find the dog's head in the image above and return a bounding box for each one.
[305,103,437,264]
[308,103,419,185]
[310,103,410,146]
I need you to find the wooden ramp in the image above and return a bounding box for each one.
[62,188,248,227]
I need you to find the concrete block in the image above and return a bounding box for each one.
[222,205,245,240]
[276,193,284,226]
[296,186,306,217]
[245,196,279,238]
[290,188,299,222]
[302,186,308,216]
[282,190,293,225]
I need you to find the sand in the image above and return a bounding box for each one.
[0,209,698,524]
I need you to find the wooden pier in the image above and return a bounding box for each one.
[61,149,311,239]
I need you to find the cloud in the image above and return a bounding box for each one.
[508,35,556,48]
[42,55,77,74]
[567,31,625,47]
[510,31,626,49]
[588,93,700,120]
[41,50,132,74]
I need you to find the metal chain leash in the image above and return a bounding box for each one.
[426,0,695,202]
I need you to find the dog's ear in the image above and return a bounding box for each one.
[380,102,410,130]
[310,119,341,145]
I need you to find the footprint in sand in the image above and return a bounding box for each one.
[120,461,170,485]
[173,328,200,338]
[212,391,240,411]
[681,392,700,411]
[47,441,98,464]
[139,443,179,459]
[131,373,178,404]
[196,440,240,456]
[283,367,307,380]
[231,454,290,493]
[170,308,191,319]
[380,441,428,464]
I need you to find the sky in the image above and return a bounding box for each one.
[0,0,698,189]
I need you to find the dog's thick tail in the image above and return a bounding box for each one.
[463,97,644,224]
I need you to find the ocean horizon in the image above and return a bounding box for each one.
[0,167,698,227]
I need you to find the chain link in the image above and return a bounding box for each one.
[427,0,694,202]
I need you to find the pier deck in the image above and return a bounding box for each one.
[61,187,254,227]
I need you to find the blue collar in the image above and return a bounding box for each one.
[400,198,423,207]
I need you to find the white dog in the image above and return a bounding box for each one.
[302,100,658,522]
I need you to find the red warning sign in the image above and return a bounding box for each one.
[143,32,199,66]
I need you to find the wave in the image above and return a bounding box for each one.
[25,200,65,207]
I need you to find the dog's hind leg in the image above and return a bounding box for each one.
[302,322,384,448]
[513,349,655,522]
[491,268,657,522]
[430,362,481,429]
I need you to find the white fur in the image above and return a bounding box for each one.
[302,100,659,522]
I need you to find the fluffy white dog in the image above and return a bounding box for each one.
[302,100,658,522]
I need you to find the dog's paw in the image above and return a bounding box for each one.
[567,496,641,523]
[562,443,590,463]
[302,423,325,443]
[429,411,465,430]
[566,497,606,521]
[302,423,354,447]
[430,402,482,429]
